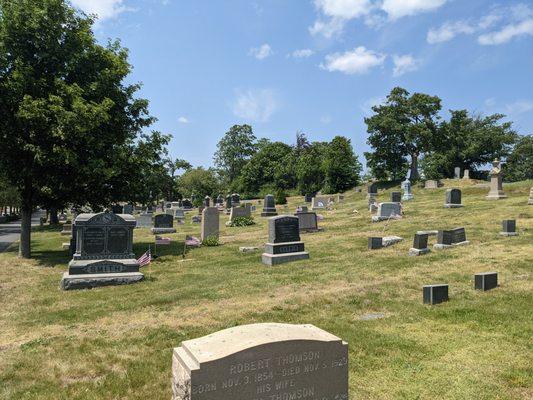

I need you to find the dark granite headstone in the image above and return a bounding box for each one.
[391,191,401,203]
[261,194,278,217]
[182,199,193,209]
[203,196,211,207]
[216,194,224,205]
[368,237,383,250]
[367,182,378,196]
[295,212,319,232]
[502,220,516,233]
[231,193,240,205]
[413,233,428,249]
[436,227,467,247]
[423,284,449,305]
[152,213,176,234]
[262,215,309,266]
[475,272,498,291]
[445,188,463,207]
[304,194,313,203]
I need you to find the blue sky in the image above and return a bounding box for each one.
[72,0,533,168]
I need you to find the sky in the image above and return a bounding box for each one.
[71,0,533,168]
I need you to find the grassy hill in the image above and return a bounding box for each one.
[1,179,532,399]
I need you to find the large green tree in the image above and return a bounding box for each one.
[0,0,153,257]
[505,135,533,182]
[213,124,257,186]
[421,110,518,179]
[295,142,328,195]
[365,87,442,181]
[323,136,362,193]
[177,167,221,202]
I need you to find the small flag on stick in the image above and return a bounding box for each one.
[137,248,152,267]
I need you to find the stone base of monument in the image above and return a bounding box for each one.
[151,227,176,234]
[260,210,278,217]
[402,194,414,201]
[60,271,144,290]
[262,241,309,266]
[486,192,507,200]
[433,240,470,249]
[444,203,464,208]
[409,247,431,256]
[500,231,519,237]
[62,242,70,250]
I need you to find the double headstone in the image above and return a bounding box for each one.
[434,227,469,249]
[261,194,278,217]
[201,207,219,242]
[486,159,507,200]
[444,188,463,208]
[262,215,309,266]
[372,202,402,222]
[151,214,176,234]
[60,212,143,290]
[500,220,518,236]
[409,233,430,256]
[295,211,319,233]
[171,323,348,400]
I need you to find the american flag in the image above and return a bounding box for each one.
[137,249,152,267]
[185,235,201,247]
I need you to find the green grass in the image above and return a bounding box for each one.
[1,179,532,399]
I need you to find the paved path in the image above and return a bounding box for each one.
[0,211,46,252]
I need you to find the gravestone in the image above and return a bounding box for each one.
[229,205,252,221]
[182,199,193,209]
[500,219,518,236]
[434,227,469,249]
[372,202,402,222]
[409,233,430,256]
[136,213,153,228]
[261,194,278,217]
[486,159,507,200]
[423,284,449,305]
[304,194,313,203]
[529,188,533,205]
[231,193,241,206]
[146,205,154,214]
[337,194,344,202]
[463,169,470,179]
[171,323,348,400]
[401,179,414,201]
[216,194,224,205]
[225,194,232,210]
[122,204,134,215]
[111,205,123,214]
[151,214,176,234]
[382,236,403,247]
[295,212,319,233]
[262,215,309,266]
[424,180,439,189]
[174,209,185,222]
[201,207,219,242]
[391,191,401,203]
[60,212,142,290]
[475,272,498,291]
[311,196,327,211]
[444,188,463,208]
[454,167,461,179]
[368,237,383,250]
[296,205,308,213]
[367,182,378,198]
[61,222,72,236]
[204,196,211,208]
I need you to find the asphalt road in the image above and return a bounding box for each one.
[0,211,46,252]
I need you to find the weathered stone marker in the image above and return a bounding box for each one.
[295,212,319,233]
[444,188,463,208]
[434,227,469,249]
[60,212,143,290]
[401,179,414,201]
[500,220,518,236]
[463,169,470,179]
[424,180,439,189]
[486,159,507,200]
[454,167,461,179]
[311,196,327,211]
[201,207,219,242]
[136,213,153,228]
[391,191,401,203]
[372,202,402,222]
[423,284,449,305]
[262,215,309,266]
[171,323,348,400]
[475,272,498,291]
[261,194,278,217]
[229,204,252,221]
[151,213,176,234]
[409,233,430,256]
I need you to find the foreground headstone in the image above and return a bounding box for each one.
[475,272,498,291]
[486,159,507,200]
[500,219,518,236]
[171,323,348,400]
[444,188,463,208]
[434,227,469,249]
[60,212,142,290]
[311,196,327,210]
[409,233,430,256]
[372,202,402,222]
[151,214,176,234]
[262,215,309,266]
[423,284,449,305]
[295,212,319,233]
[261,194,278,217]
[201,207,219,242]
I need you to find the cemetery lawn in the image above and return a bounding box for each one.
[1,180,532,400]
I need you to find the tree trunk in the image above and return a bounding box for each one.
[410,154,420,181]
[19,204,32,258]
[49,207,59,225]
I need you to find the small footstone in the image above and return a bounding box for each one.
[382,236,403,247]
[239,246,259,253]
[423,284,449,305]
[359,312,386,321]
[475,272,498,291]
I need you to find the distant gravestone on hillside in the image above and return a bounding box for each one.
[136,213,153,228]
[463,169,470,179]
[295,211,319,233]
[486,159,507,200]
[409,233,430,256]
[444,188,463,208]
[229,204,251,221]
[454,167,461,179]
[311,196,327,210]
[262,215,309,266]
[151,214,176,234]
[182,199,193,209]
[434,227,469,249]
[231,193,240,206]
[367,182,378,198]
[261,194,278,217]
[372,202,402,222]
[170,323,348,400]
[401,179,414,201]
[60,212,143,290]
[391,191,401,203]
[424,180,439,189]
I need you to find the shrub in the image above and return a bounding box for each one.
[202,235,220,246]
[227,216,255,227]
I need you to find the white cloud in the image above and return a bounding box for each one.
[505,100,533,115]
[288,49,315,58]
[249,44,273,60]
[232,89,278,122]
[478,19,533,45]
[70,0,129,20]
[178,116,189,124]
[309,18,346,38]
[320,115,332,124]
[427,21,476,44]
[380,0,448,20]
[321,46,386,74]
[314,0,372,19]
[484,97,496,107]
[392,54,420,77]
